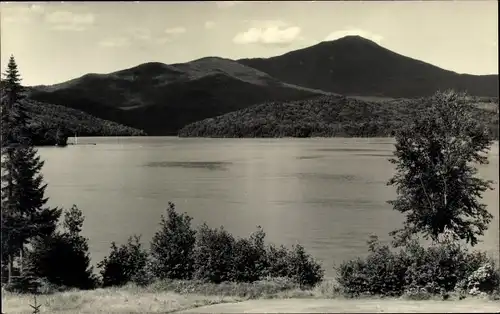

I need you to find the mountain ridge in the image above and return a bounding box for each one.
[26,35,498,136]
[237,35,498,98]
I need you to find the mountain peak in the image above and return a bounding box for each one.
[322,35,380,46]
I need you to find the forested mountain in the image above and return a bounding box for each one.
[24,99,145,145]
[27,58,323,135]
[178,95,499,139]
[25,36,498,136]
[238,36,499,98]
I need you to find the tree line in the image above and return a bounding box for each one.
[178,95,499,140]
[1,56,498,300]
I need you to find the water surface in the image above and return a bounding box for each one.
[39,137,499,277]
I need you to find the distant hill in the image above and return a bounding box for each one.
[24,99,146,139]
[238,36,499,98]
[178,95,499,139]
[28,58,324,135]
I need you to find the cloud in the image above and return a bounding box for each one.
[129,27,152,41]
[204,21,216,29]
[29,4,45,14]
[150,26,187,45]
[1,3,46,24]
[215,1,243,8]
[45,11,95,31]
[324,28,384,44]
[233,20,302,46]
[164,27,187,35]
[99,37,130,48]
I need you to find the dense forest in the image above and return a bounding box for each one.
[24,99,146,146]
[178,95,499,139]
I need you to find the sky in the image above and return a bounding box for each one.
[1,1,498,86]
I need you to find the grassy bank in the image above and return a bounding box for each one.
[2,279,499,314]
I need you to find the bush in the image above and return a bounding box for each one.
[230,226,268,282]
[282,244,324,287]
[25,205,97,290]
[456,262,500,296]
[336,234,497,297]
[192,223,235,283]
[265,244,293,279]
[149,202,197,280]
[98,235,149,287]
[265,243,324,288]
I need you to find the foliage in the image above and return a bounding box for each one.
[178,95,498,139]
[387,90,494,247]
[98,235,149,287]
[23,99,146,138]
[455,262,500,296]
[282,244,325,288]
[1,55,62,287]
[149,202,197,280]
[25,205,97,290]
[336,234,497,297]
[192,222,323,287]
[137,203,324,287]
[192,223,236,283]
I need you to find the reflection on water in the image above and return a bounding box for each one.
[144,161,231,170]
[38,137,499,277]
[296,155,325,160]
[316,148,390,152]
[297,173,359,182]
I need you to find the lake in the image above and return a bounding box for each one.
[38,137,499,277]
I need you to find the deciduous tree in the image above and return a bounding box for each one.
[388,90,494,247]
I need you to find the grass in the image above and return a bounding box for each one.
[2,279,499,314]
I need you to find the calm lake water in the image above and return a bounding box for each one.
[38,137,499,277]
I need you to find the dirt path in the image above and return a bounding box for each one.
[176,298,500,313]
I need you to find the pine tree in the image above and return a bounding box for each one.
[1,55,61,285]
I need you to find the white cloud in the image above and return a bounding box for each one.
[29,4,45,14]
[215,1,243,8]
[1,3,46,24]
[164,26,187,35]
[324,28,384,44]
[129,27,152,41]
[150,27,187,45]
[45,11,95,31]
[99,37,130,48]
[233,20,302,46]
[204,21,216,29]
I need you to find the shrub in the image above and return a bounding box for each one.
[265,244,293,279]
[230,226,268,282]
[336,234,497,297]
[192,223,235,283]
[336,236,408,296]
[98,235,149,287]
[265,243,324,288]
[456,262,500,295]
[25,205,97,290]
[284,244,324,287]
[149,202,197,280]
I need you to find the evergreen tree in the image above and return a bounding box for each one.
[388,90,494,247]
[1,55,61,285]
[26,205,96,289]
